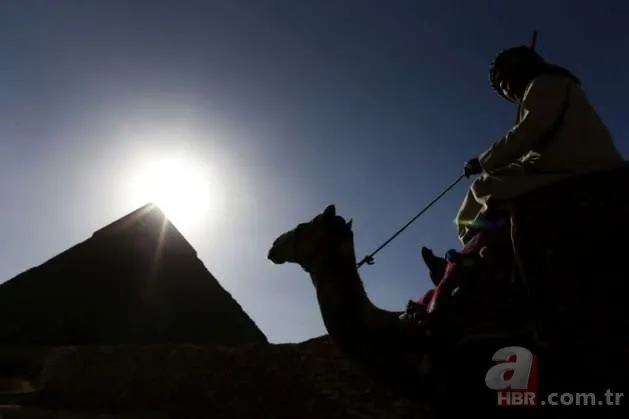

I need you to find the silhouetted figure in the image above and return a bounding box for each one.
[456,46,624,245]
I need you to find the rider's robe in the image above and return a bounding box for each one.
[456,74,624,244]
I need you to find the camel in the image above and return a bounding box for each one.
[267,205,421,395]
[266,200,629,417]
[266,204,534,410]
[267,164,629,417]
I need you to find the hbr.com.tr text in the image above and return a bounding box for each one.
[498,389,623,406]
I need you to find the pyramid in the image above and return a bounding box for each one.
[0,204,268,347]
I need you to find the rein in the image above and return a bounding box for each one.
[356,174,465,268]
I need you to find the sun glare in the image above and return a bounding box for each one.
[128,154,216,232]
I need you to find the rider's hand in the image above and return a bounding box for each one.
[464,158,483,178]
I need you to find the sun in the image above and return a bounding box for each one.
[127,154,216,232]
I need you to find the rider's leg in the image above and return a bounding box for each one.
[455,187,485,245]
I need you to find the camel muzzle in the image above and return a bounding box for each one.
[267,246,286,264]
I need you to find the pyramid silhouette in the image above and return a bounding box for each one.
[0,203,267,346]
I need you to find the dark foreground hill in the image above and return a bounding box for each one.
[0,336,431,419]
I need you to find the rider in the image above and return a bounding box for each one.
[456,45,624,245]
[414,45,624,314]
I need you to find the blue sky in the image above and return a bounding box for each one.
[1,1,627,343]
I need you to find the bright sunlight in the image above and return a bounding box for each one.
[127,154,216,232]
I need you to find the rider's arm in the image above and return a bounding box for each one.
[477,74,572,174]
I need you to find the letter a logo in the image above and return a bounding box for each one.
[485,346,535,390]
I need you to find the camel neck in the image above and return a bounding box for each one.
[310,258,367,304]
[309,257,370,349]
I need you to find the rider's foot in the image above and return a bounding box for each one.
[421,247,448,285]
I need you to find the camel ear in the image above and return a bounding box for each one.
[346,218,353,229]
[323,204,336,218]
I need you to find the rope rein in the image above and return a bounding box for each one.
[356,174,465,268]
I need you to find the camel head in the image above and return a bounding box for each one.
[267,204,354,272]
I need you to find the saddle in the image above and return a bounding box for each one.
[401,221,523,347]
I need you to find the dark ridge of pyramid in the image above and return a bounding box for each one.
[0,203,268,347]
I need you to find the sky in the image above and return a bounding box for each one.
[1,0,628,344]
